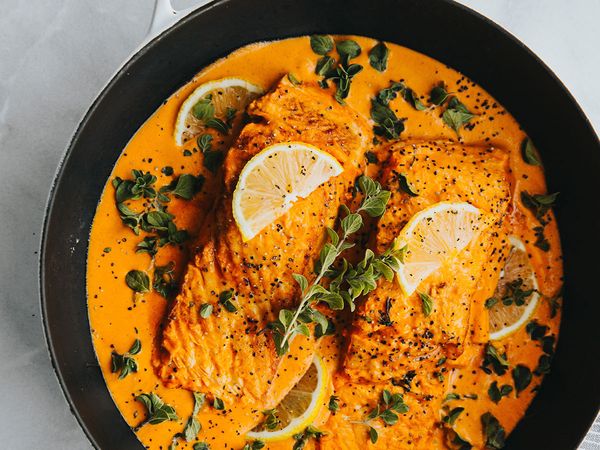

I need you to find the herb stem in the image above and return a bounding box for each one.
[271,176,397,355]
[133,418,150,432]
[278,232,348,351]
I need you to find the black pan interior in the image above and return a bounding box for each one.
[41,0,600,448]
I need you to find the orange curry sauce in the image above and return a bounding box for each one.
[87,36,562,449]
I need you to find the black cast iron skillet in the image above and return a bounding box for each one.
[41,0,600,448]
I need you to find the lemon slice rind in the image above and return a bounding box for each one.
[174,77,264,146]
[246,355,328,442]
[232,142,343,242]
[395,201,484,296]
[489,236,540,341]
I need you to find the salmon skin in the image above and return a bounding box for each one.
[319,141,511,449]
[155,78,368,424]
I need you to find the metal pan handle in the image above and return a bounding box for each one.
[148,0,211,37]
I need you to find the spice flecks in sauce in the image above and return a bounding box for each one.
[87,35,562,449]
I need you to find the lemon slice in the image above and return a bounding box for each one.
[246,355,328,442]
[489,236,540,340]
[232,142,343,241]
[174,77,264,146]
[395,202,484,295]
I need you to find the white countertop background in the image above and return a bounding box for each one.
[0,0,598,448]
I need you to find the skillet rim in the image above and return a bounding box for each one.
[39,0,600,448]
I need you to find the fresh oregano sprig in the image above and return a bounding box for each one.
[270,176,403,355]
[260,408,280,431]
[310,36,363,104]
[191,94,233,135]
[293,426,325,450]
[352,389,409,444]
[242,440,265,450]
[111,339,141,379]
[114,169,195,245]
[371,82,406,140]
[169,392,205,449]
[134,392,178,431]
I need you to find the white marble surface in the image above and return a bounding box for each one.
[0,1,597,449]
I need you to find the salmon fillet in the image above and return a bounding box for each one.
[155,78,368,423]
[319,141,511,449]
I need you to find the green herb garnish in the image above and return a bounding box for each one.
[534,354,552,376]
[260,409,280,431]
[312,39,363,104]
[368,42,389,72]
[219,290,237,313]
[547,286,562,318]
[213,397,224,410]
[310,35,334,55]
[315,56,336,76]
[376,81,404,104]
[501,278,535,306]
[328,395,340,412]
[163,174,204,200]
[293,426,324,450]
[113,170,158,202]
[533,225,550,251]
[196,134,225,174]
[520,189,558,253]
[134,392,178,430]
[521,137,542,166]
[242,441,265,450]
[481,343,509,376]
[192,96,214,121]
[451,431,473,450]
[525,321,549,341]
[113,169,190,251]
[371,82,405,139]
[418,292,434,317]
[488,381,513,404]
[126,270,150,293]
[336,40,361,64]
[521,191,558,223]
[371,99,404,139]
[444,393,460,402]
[442,97,476,133]
[269,176,401,355]
[485,297,499,309]
[168,392,204,447]
[525,321,556,377]
[481,412,505,449]
[396,172,418,196]
[153,262,176,299]
[512,364,532,396]
[191,95,232,135]
[365,151,378,164]
[362,389,409,443]
[443,407,464,425]
[287,73,302,86]
[203,149,225,174]
[136,237,158,257]
[429,82,449,106]
[205,116,229,134]
[111,339,141,379]
[197,133,213,152]
[402,87,426,111]
[199,303,213,318]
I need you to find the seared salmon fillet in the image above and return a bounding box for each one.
[319,141,511,449]
[155,78,368,421]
